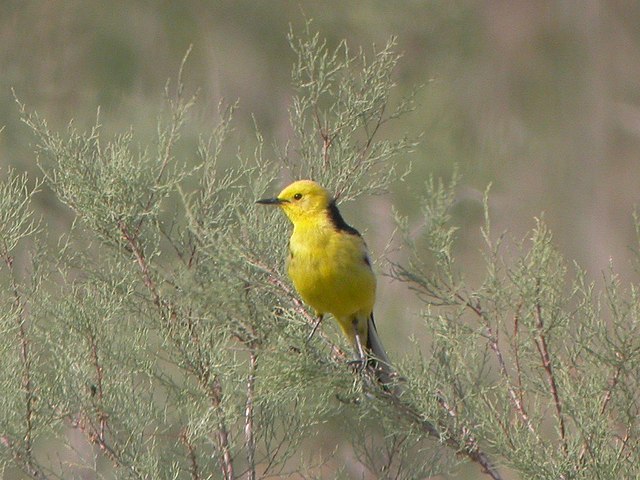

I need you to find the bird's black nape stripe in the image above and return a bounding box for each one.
[328,200,361,236]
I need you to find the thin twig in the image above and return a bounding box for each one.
[210,377,235,480]
[2,249,44,479]
[245,350,258,480]
[599,360,622,416]
[577,357,624,466]
[614,427,632,464]
[380,390,503,480]
[87,329,108,446]
[358,101,386,162]
[134,46,193,238]
[532,290,568,455]
[81,416,120,465]
[456,293,538,438]
[512,303,525,410]
[180,429,200,480]
[383,434,407,478]
[313,105,333,168]
[120,221,235,478]
[119,221,163,311]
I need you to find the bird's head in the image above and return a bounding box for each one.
[256,179,332,224]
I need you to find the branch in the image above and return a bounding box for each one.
[512,303,526,413]
[577,358,623,467]
[378,389,503,480]
[209,377,235,480]
[68,409,147,479]
[313,104,333,168]
[456,292,538,438]
[532,290,568,455]
[119,221,235,479]
[87,329,108,446]
[180,429,200,480]
[118,221,164,310]
[249,255,502,478]
[245,350,258,480]
[78,415,118,463]
[2,248,44,479]
[599,358,623,417]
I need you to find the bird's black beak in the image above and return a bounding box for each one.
[256,197,286,205]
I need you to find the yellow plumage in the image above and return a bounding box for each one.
[257,180,391,382]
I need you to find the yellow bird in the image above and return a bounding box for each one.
[257,179,392,384]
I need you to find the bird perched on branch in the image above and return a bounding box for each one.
[257,179,393,385]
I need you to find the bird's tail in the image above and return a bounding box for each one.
[366,314,396,387]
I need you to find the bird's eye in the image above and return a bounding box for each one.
[293,193,303,200]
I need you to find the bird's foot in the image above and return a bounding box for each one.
[347,357,368,374]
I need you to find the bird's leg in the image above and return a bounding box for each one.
[352,319,367,370]
[306,314,324,344]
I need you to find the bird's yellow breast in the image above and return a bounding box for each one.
[287,223,376,319]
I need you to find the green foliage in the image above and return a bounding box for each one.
[0,26,639,480]
[0,169,41,254]
[392,178,640,479]
[286,21,417,201]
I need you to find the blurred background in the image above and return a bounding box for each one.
[4,0,640,371]
[1,1,640,475]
